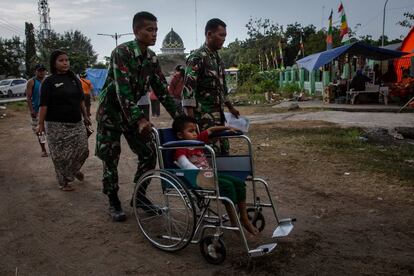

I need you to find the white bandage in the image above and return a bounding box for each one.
[175,155,199,170]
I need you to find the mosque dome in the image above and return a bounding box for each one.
[160,28,185,55]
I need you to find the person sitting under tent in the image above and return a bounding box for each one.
[350,70,371,92]
[381,63,397,84]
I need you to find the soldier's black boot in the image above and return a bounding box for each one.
[108,193,126,222]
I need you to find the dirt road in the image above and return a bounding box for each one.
[0,105,413,275]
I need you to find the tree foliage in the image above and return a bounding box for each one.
[221,18,343,68]
[358,34,402,46]
[0,36,24,77]
[38,30,97,74]
[25,22,36,77]
[304,27,342,54]
[398,12,414,29]
[221,16,404,70]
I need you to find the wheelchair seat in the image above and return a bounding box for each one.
[157,128,252,189]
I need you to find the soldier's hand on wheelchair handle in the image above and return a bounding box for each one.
[228,106,240,119]
[137,117,153,138]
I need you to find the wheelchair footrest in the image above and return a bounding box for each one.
[249,243,277,257]
[272,218,296,238]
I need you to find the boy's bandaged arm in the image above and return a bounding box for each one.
[175,155,199,170]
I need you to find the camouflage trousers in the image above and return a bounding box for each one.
[95,126,156,195]
[196,109,229,155]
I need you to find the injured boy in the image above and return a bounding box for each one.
[172,115,259,235]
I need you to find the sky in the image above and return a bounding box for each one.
[0,0,413,62]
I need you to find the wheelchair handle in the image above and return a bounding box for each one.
[162,140,205,148]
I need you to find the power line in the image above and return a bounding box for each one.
[354,4,414,36]
[0,18,25,33]
[0,22,24,36]
[387,4,414,11]
[0,19,24,35]
[354,11,382,35]
[97,32,133,47]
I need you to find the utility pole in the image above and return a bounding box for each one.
[382,0,389,46]
[97,32,133,47]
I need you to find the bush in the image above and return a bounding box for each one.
[238,63,260,85]
[256,79,278,93]
[278,82,301,98]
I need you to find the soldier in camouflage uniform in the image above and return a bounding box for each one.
[95,11,178,221]
[182,18,240,155]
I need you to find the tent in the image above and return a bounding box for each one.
[85,68,108,96]
[296,42,408,72]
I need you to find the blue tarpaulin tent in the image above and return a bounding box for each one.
[85,68,108,96]
[296,42,408,72]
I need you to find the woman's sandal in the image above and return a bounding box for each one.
[75,171,84,181]
[59,184,74,191]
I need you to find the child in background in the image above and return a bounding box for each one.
[172,115,259,235]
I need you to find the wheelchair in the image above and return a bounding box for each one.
[132,128,295,264]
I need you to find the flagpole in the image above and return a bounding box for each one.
[381,0,389,46]
[301,33,304,58]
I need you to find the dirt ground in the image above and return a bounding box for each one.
[0,103,413,276]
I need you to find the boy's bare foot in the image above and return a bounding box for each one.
[241,219,259,236]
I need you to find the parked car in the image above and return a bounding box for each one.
[0,78,27,97]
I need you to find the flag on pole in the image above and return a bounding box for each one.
[258,53,263,71]
[296,33,305,60]
[270,49,276,69]
[278,40,284,70]
[326,9,333,50]
[273,48,279,69]
[265,52,270,70]
[338,2,350,44]
[300,34,304,57]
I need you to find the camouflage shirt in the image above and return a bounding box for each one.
[182,44,229,113]
[97,39,177,130]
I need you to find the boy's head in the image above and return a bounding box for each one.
[172,115,198,140]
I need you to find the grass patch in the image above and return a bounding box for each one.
[5,101,27,112]
[254,126,414,184]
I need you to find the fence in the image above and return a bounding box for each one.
[279,66,326,95]
[278,56,413,95]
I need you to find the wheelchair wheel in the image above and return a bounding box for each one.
[200,235,226,264]
[133,170,196,252]
[247,208,266,232]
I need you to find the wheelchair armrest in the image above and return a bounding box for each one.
[209,130,244,138]
[162,140,205,148]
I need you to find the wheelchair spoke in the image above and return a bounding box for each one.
[139,213,163,222]
[168,220,184,239]
[168,208,188,216]
[134,171,196,251]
